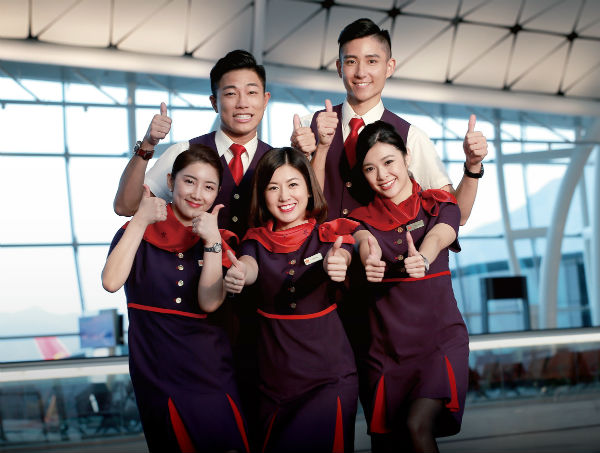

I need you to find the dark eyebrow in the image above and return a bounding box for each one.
[222,82,261,91]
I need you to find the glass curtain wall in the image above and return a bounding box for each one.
[0,62,595,362]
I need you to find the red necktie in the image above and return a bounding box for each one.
[229,144,245,185]
[344,117,365,168]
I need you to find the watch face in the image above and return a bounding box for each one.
[213,243,222,253]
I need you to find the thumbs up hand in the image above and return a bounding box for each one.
[315,99,338,148]
[224,250,247,294]
[192,204,224,243]
[144,102,172,146]
[324,236,349,282]
[463,114,488,170]
[136,184,167,225]
[403,231,427,278]
[291,113,317,158]
[364,235,386,282]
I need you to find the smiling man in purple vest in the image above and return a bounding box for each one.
[291,18,487,224]
[114,50,272,238]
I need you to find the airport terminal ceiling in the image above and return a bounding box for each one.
[0,0,599,116]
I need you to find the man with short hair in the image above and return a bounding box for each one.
[291,18,487,224]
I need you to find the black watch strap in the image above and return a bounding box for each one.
[464,162,484,179]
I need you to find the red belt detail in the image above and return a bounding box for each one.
[127,303,207,319]
[382,270,451,283]
[257,303,337,320]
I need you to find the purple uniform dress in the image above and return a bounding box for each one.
[239,220,359,453]
[190,132,272,238]
[350,187,469,437]
[109,208,249,453]
[309,104,410,221]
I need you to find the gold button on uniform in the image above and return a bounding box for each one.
[233,193,240,200]
[289,287,296,293]
[397,227,403,233]
[396,239,402,245]
[232,216,238,222]
[290,302,297,309]
[400,267,406,273]
[288,269,295,276]
[177,280,184,287]
[177,253,184,258]
[290,259,296,265]
[175,297,182,304]
[177,265,184,271]
[345,181,352,188]
[342,208,349,215]
[396,255,404,261]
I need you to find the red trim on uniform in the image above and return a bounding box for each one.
[332,396,344,453]
[262,410,278,453]
[370,376,390,434]
[381,270,451,283]
[226,393,250,453]
[444,356,460,412]
[257,304,337,320]
[168,398,197,453]
[127,303,207,319]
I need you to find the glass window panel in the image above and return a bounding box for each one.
[64,83,116,104]
[0,76,35,101]
[403,114,443,138]
[170,109,217,142]
[565,187,583,235]
[101,85,128,104]
[171,92,213,108]
[66,106,128,155]
[0,246,81,315]
[524,125,566,142]
[78,245,127,315]
[136,108,159,143]
[69,157,130,243]
[20,79,63,101]
[458,238,510,269]
[501,142,522,155]
[0,156,72,243]
[0,104,64,153]
[526,164,565,228]
[445,139,464,161]
[500,122,521,141]
[135,88,169,106]
[268,102,300,148]
[557,239,587,328]
[523,142,549,152]
[503,164,529,230]
[457,163,504,237]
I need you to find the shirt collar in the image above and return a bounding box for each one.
[341,99,385,131]
[214,127,259,157]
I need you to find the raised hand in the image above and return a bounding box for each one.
[192,204,224,244]
[324,236,348,282]
[364,235,386,282]
[144,102,172,146]
[315,99,338,147]
[224,250,247,294]
[291,113,317,158]
[403,231,427,278]
[463,114,488,170]
[136,184,167,225]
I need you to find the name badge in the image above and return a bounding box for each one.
[198,260,204,267]
[406,220,424,232]
[304,253,323,266]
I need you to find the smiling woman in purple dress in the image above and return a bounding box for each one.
[349,121,469,453]
[102,144,249,453]
[224,147,359,453]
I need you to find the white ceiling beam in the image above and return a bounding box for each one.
[1,38,599,117]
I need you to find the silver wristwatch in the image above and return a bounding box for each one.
[204,242,222,253]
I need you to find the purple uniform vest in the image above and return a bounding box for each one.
[189,132,272,238]
[310,104,410,221]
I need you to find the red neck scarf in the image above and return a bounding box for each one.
[122,205,238,265]
[350,179,457,231]
[243,218,358,253]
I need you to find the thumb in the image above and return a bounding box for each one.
[160,102,167,117]
[406,231,418,257]
[368,235,378,256]
[227,250,241,269]
[467,114,476,133]
[293,114,301,131]
[142,184,151,198]
[325,99,333,113]
[331,236,343,256]
[211,203,224,216]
